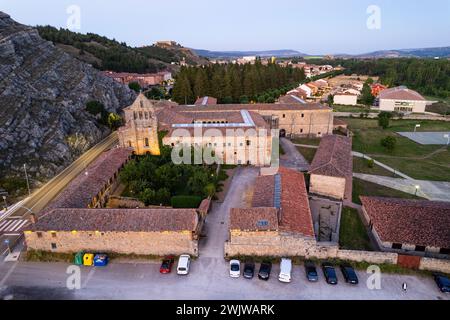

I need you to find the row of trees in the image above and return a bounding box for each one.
[172,61,306,104]
[308,58,450,99]
[37,26,169,73]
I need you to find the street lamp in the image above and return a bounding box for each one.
[2,195,7,210]
[444,134,450,146]
[414,185,420,196]
[414,124,421,132]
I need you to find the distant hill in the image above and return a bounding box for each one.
[193,49,305,59]
[349,46,450,59]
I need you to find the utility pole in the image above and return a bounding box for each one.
[24,164,31,196]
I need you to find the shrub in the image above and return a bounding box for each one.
[367,159,375,168]
[380,136,397,151]
[86,100,105,115]
[171,195,202,208]
[128,82,141,93]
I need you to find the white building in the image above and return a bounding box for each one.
[379,87,427,113]
[333,93,358,106]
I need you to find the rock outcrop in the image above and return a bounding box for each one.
[0,12,136,181]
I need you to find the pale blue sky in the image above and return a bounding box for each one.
[1,0,449,54]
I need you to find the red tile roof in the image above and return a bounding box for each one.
[277,167,314,237]
[175,103,330,112]
[309,135,353,179]
[30,208,198,233]
[252,175,275,207]
[195,96,218,106]
[360,197,450,249]
[42,147,132,214]
[230,208,279,232]
[379,87,425,101]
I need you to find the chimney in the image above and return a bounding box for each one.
[30,213,37,225]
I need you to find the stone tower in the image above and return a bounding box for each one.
[118,93,161,155]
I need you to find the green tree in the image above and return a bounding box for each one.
[107,113,122,130]
[380,136,397,152]
[128,82,141,92]
[86,100,105,115]
[378,111,392,129]
[360,83,375,107]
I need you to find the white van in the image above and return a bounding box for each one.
[177,255,191,275]
[278,258,292,283]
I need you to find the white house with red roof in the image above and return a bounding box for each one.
[379,86,427,113]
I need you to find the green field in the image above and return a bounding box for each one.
[346,118,450,181]
[333,105,378,113]
[339,207,373,251]
[352,157,398,177]
[352,178,423,205]
[292,137,321,146]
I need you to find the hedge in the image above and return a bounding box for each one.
[171,195,202,208]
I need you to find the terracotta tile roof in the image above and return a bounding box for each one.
[30,208,198,233]
[360,197,450,249]
[230,208,279,232]
[42,148,132,214]
[278,95,306,104]
[245,167,314,237]
[252,175,275,207]
[195,96,218,105]
[175,103,330,112]
[277,167,314,237]
[379,86,425,101]
[309,135,353,179]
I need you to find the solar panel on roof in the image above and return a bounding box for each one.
[257,220,269,227]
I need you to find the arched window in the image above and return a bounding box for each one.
[140,101,144,108]
[145,138,149,147]
[128,141,132,148]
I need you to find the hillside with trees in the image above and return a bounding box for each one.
[37,26,207,73]
[306,58,450,99]
[172,61,306,104]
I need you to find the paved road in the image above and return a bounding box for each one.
[0,133,119,255]
[0,260,448,300]
[280,138,310,171]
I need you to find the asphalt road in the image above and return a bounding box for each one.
[0,133,119,254]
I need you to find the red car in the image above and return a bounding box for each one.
[159,257,175,274]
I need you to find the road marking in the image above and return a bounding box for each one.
[0,220,28,233]
[0,220,15,232]
[0,262,18,287]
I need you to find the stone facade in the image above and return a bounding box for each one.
[419,257,450,274]
[118,94,161,156]
[309,175,346,200]
[25,230,198,256]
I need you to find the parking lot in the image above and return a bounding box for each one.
[0,258,448,300]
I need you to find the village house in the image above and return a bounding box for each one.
[224,167,319,257]
[309,135,353,201]
[24,208,200,256]
[371,83,387,97]
[360,197,450,258]
[102,71,172,88]
[378,86,427,113]
[333,92,358,106]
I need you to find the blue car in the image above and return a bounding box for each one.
[434,274,450,293]
[93,254,109,267]
[322,262,338,285]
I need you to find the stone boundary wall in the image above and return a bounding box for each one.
[419,257,450,274]
[336,250,398,265]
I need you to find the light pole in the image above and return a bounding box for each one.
[23,164,31,196]
[444,134,450,146]
[414,185,420,196]
[2,195,7,210]
[414,124,421,132]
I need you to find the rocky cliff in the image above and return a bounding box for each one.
[0,12,136,182]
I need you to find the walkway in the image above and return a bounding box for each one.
[352,151,413,180]
[353,173,450,202]
[280,138,310,170]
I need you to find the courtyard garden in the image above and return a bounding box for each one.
[119,145,228,208]
[338,207,373,251]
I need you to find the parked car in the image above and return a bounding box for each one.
[304,261,319,282]
[93,254,109,267]
[322,262,338,285]
[278,258,292,283]
[177,255,191,275]
[160,257,175,274]
[258,262,272,281]
[243,262,255,279]
[340,264,359,285]
[434,274,450,293]
[229,260,241,278]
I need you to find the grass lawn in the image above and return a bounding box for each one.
[297,147,317,163]
[333,105,378,113]
[339,207,373,251]
[352,178,423,205]
[292,137,321,146]
[352,157,398,177]
[346,118,450,181]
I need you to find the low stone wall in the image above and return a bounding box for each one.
[419,257,450,274]
[336,250,398,265]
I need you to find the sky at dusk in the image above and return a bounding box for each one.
[1,0,449,54]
